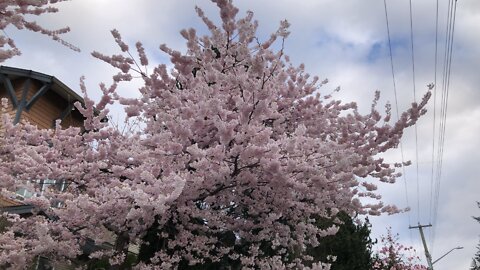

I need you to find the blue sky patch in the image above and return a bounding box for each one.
[315,30,355,51]
[367,42,384,63]
[366,37,409,63]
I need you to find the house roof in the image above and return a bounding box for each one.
[0,66,84,215]
[0,65,84,105]
[0,196,24,208]
[0,196,35,215]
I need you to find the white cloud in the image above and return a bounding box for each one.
[3,1,479,268]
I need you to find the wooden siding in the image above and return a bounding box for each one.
[0,87,16,135]
[0,196,23,208]
[0,77,83,131]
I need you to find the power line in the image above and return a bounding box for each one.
[381,0,459,257]
[383,0,413,232]
[428,0,440,247]
[431,0,453,253]
[432,0,453,251]
[409,0,421,223]
[431,0,458,254]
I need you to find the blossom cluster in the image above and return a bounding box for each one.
[0,0,79,62]
[372,228,428,270]
[0,0,430,268]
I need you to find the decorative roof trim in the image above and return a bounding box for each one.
[0,65,84,105]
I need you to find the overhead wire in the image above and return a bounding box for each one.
[408,0,421,224]
[381,0,459,257]
[432,0,452,252]
[431,0,458,254]
[428,0,440,248]
[383,0,413,242]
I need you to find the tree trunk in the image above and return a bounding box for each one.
[110,231,130,270]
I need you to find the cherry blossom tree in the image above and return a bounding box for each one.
[0,93,185,269]
[0,0,431,269]
[0,0,79,62]
[372,228,428,270]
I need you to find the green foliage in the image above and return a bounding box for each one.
[138,214,242,269]
[0,216,10,233]
[138,211,375,269]
[472,202,480,270]
[82,253,137,270]
[471,244,480,270]
[305,211,375,270]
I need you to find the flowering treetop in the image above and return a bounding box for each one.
[373,228,428,270]
[0,0,79,62]
[0,0,430,269]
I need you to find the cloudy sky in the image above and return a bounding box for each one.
[3,0,480,268]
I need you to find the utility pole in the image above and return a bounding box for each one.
[409,223,433,270]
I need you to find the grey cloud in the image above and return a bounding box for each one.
[3,1,480,269]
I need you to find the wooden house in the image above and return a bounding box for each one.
[0,65,85,211]
[0,66,90,269]
[0,66,129,269]
[0,65,84,131]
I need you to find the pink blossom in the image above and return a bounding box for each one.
[0,0,79,62]
[0,0,432,268]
